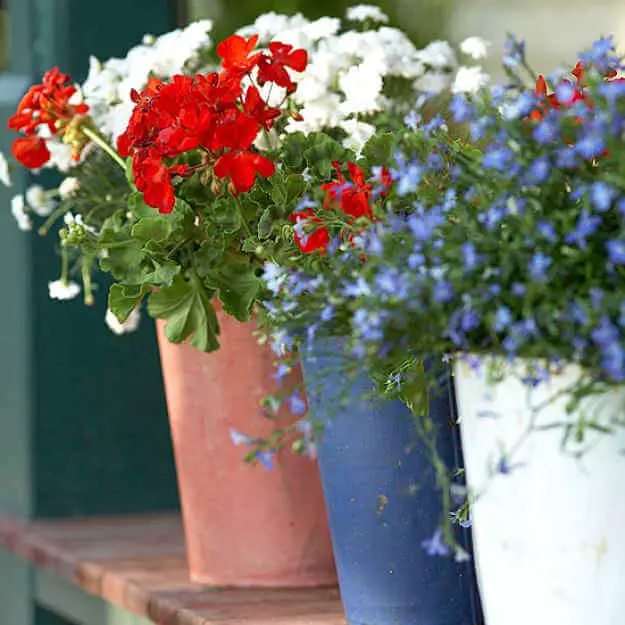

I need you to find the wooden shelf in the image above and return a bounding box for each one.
[0,513,344,625]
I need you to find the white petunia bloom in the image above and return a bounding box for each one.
[105,306,141,335]
[339,62,384,114]
[239,12,309,43]
[0,151,11,186]
[11,195,32,231]
[415,72,453,94]
[48,280,81,301]
[346,4,389,23]
[59,177,80,199]
[285,93,345,134]
[26,185,57,217]
[452,65,490,94]
[42,139,79,173]
[460,36,491,60]
[340,119,376,153]
[301,17,341,41]
[416,40,457,69]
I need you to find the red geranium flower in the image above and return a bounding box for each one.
[11,135,51,169]
[244,86,281,131]
[257,42,308,92]
[323,162,374,220]
[290,209,329,255]
[217,34,262,75]
[7,67,89,169]
[214,150,275,193]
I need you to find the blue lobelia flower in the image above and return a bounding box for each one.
[590,181,617,212]
[494,306,512,332]
[607,240,625,264]
[565,209,602,250]
[555,147,578,169]
[462,242,481,270]
[575,130,606,160]
[434,280,454,303]
[537,220,557,242]
[501,90,536,120]
[512,282,527,297]
[450,93,475,123]
[529,252,552,282]
[528,157,551,184]
[404,110,422,130]
[397,163,422,196]
[288,393,307,415]
[555,81,577,105]
[421,528,451,557]
[502,33,526,68]
[483,146,514,171]
[533,117,560,145]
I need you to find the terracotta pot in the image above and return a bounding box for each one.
[155,312,336,587]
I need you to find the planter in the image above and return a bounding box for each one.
[302,342,481,625]
[155,312,336,587]
[454,357,625,625]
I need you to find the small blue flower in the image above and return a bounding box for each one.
[590,181,617,212]
[529,252,552,282]
[404,110,422,130]
[533,118,559,144]
[565,209,602,250]
[320,306,334,322]
[450,93,475,123]
[501,91,535,120]
[494,306,512,332]
[528,157,551,183]
[575,132,605,159]
[512,282,526,297]
[427,152,445,172]
[462,242,481,270]
[421,529,451,557]
[272,362,291,382]
[289,393,307,415]
[607,240,625,264]
[502,34,526,68]
[483,147,513,171]
[555,81,576,104]
[555,147,577,168]
[397,164,422,196]
[256,449,275,471]
[230,429,253,446]
[434,280,454,303]
[537,220,557,242]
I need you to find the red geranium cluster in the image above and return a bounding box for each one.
[530,61,624,122]
[117,34,307,214]
[291,162,392,255]
[7,67,89,169]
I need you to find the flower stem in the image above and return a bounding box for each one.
[39,206,70,236]
[81,126,127,171]
[81,258,95,306]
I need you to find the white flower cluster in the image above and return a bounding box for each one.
[238,7,491,152]
[81,20,214,142]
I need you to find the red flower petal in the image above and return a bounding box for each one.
[11,135,50,169]
[290,209,329,255]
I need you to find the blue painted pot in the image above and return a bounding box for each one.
[301,344,482,625]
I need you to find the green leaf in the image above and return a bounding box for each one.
[131,218,173,242]
[258,208,273,239]
[147,274,220,352]
[270,177,287,205]
[284,174,306,203]
[205,259,261,322]
[303,133,350,179]
[128,191,155,218]
[210,198,242,234]
[281,132,306,170]
[108,283,151,321]
[361,133,396,168]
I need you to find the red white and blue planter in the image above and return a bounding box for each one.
[302,341,482,625]
[454,356,625,625]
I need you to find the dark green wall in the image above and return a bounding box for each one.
[0,0,180,519]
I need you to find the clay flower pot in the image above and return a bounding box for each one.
[155,311,336,587]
